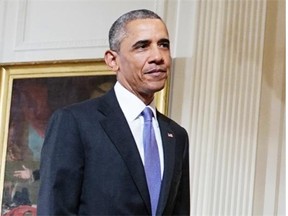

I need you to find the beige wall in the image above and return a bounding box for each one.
[169,0,285,215]
[253,0,285,214]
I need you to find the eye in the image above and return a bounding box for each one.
[136,43,148,49]
[133,40,150,51]
[158,40,170,49]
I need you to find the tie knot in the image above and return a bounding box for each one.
[142,107,153,122]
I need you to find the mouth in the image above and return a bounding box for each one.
[144,68,167,75]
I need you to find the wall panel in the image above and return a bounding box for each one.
[169,0,270,215]
[0,0,164,62]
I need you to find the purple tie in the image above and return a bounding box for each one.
[142,107,161,216]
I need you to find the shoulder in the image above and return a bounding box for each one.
[48,88,118,124]
[57,88,116,114]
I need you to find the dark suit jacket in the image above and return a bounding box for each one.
[37,88,190,215]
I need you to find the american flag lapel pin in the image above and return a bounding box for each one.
[168,133,173,138]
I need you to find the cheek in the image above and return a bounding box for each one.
[125,57,146,76]
[121,54,143,69]
[133,55,147,69]
[164,53,172,66]
[118,59,143,83]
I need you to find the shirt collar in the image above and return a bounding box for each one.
[114,81,157,122]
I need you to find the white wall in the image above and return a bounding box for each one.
[0,0,285,215]
[0,0,165,62]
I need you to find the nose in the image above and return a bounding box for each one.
[149,46,164,64]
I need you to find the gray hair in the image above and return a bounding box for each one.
[108,9,162,52]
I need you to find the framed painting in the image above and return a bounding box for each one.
[0,59,169,215]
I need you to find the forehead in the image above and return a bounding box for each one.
[124,19,169,39]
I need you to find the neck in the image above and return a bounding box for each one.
[117,81,155,105]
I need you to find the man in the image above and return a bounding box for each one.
[37,9,190,215]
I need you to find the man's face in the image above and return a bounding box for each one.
[115,19,171,102]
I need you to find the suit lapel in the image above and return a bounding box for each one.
[156,112,176,215]
[96,90,177,214]
[97,89,151,213]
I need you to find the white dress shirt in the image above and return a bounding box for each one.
[114,81,164,178]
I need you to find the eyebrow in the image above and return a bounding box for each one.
[132,40,151,49]
[158,38,170,46]
[132,38,170,49]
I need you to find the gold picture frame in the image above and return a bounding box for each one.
[0,59,169,214]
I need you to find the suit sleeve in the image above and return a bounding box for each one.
[37,108,85,215]
[173,130,190,215]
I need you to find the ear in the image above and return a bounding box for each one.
[104,50,119,72]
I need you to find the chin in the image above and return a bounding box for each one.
[150,83,166,93]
